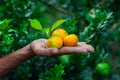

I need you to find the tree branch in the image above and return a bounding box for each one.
[98,0,108,7]
[110,20,120,31]
[39,0,74,16]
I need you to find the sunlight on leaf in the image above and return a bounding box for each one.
[51,19,66,32]
[0,19,12,30]
[30,19,43,30]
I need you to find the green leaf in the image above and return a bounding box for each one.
[30,19,43,30]
[0,45,10,52]
[43,28,50,34]
[51,19,66,32]
[45,64,65,80]
[0,31,2,36]
[0,19,12,30]
[3,34,14,45]
[43,28,51,36]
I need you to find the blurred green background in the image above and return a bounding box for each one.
[0,0,120,80]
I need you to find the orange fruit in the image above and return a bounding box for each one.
[51,29,68,40]
[63,34,78,46]
[47,36,63,49]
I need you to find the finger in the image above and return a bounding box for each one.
[34,47,58,56]
[77,42,94,52]
[84,45,94,52]
[77,42,87,46]
[57,46,88,56]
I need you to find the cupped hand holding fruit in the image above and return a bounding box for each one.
[31,39,94,56]
[31,29,94,56]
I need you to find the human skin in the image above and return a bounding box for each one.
[0,39,94,77]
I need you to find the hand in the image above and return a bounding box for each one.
[30,39,94,56]
[0,39,94,77]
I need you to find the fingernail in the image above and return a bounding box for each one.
[88,45,94,52]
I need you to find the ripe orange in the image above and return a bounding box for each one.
[47,36,63,49]
[63,34,78,46]
[51,29,68,40]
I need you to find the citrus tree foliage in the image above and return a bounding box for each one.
[0,0,120,80]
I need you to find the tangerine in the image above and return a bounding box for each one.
[63,34,78,46]
[47,36,63,49]
[51,29,68,40]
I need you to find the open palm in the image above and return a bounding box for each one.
[30,39,94,56]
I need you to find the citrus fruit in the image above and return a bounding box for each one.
[95,62,110,76]
[51,29,68,40]
[47,36,63,49]
[63,34,78,46]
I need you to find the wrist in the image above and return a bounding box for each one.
[13,44,35,60]
[23,44,35,58]
[0,44,35,77]
[24,44,35,58]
